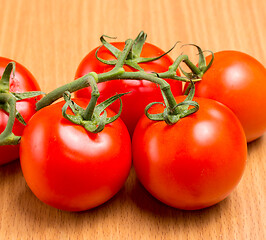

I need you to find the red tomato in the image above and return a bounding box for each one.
[132,96,247,210]
[75,42,182,135]
[184,51,266,142]
[20,99,132,211]
[0,57,41,165]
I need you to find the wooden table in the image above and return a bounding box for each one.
[0,0,265,239]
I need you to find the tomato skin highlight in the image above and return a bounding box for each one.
[185,50,266,142]
[20,99,132,211]
[0,57,41,165]
[75,42,182,136]
[132,96,247,210]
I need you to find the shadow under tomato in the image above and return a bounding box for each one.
[247,134,265,152]
[127,168,230,227]
[0,160,22,184]
[14,167,229,234]
[15,170,132,230]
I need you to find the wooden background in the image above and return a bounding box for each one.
[0,0,265,239]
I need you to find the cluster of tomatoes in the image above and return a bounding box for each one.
[0,35,266,212]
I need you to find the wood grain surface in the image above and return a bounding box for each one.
[0,0,265,239]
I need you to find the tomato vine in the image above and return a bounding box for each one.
[34,32,204,135]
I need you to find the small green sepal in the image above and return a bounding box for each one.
[181,44,214,77]
[145,80,199,124]
[62,91,128,133]
[11,91,45,101]
[95,31,178,71]
[0,62,15,93]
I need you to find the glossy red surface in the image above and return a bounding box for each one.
[20,99,132,211]
[132,96,247,210]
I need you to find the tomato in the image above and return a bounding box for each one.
[132,96,247,210]
[75,42,182,135]
[20,99,132,211]
[184,51,266,142]
[0,57,41,165]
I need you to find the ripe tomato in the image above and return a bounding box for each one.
[20,99,132,211]
[75,42,182,135]
[184,51,266,142]
[0,57,41,165]
[132,96,247,210]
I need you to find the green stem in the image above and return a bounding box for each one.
[36,41,194,116]
[98,38,134,80]
[115,39,134,69]
[0,93,20,145]
[158,54,189,79]
[36,74,91,111]
[82,40,135,120]
[183,58,202,76]
[82,73,100,121]
[36,39,135,111]
[83,40,135,120]
[99,71,179,115]
[36,68,181,115]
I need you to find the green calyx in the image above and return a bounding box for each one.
[145,80,199,124]
[0,62,44,145]
[180,44,214,79]
[180,44,214,95]
[95,31,178,71]
[62,91,128,134]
